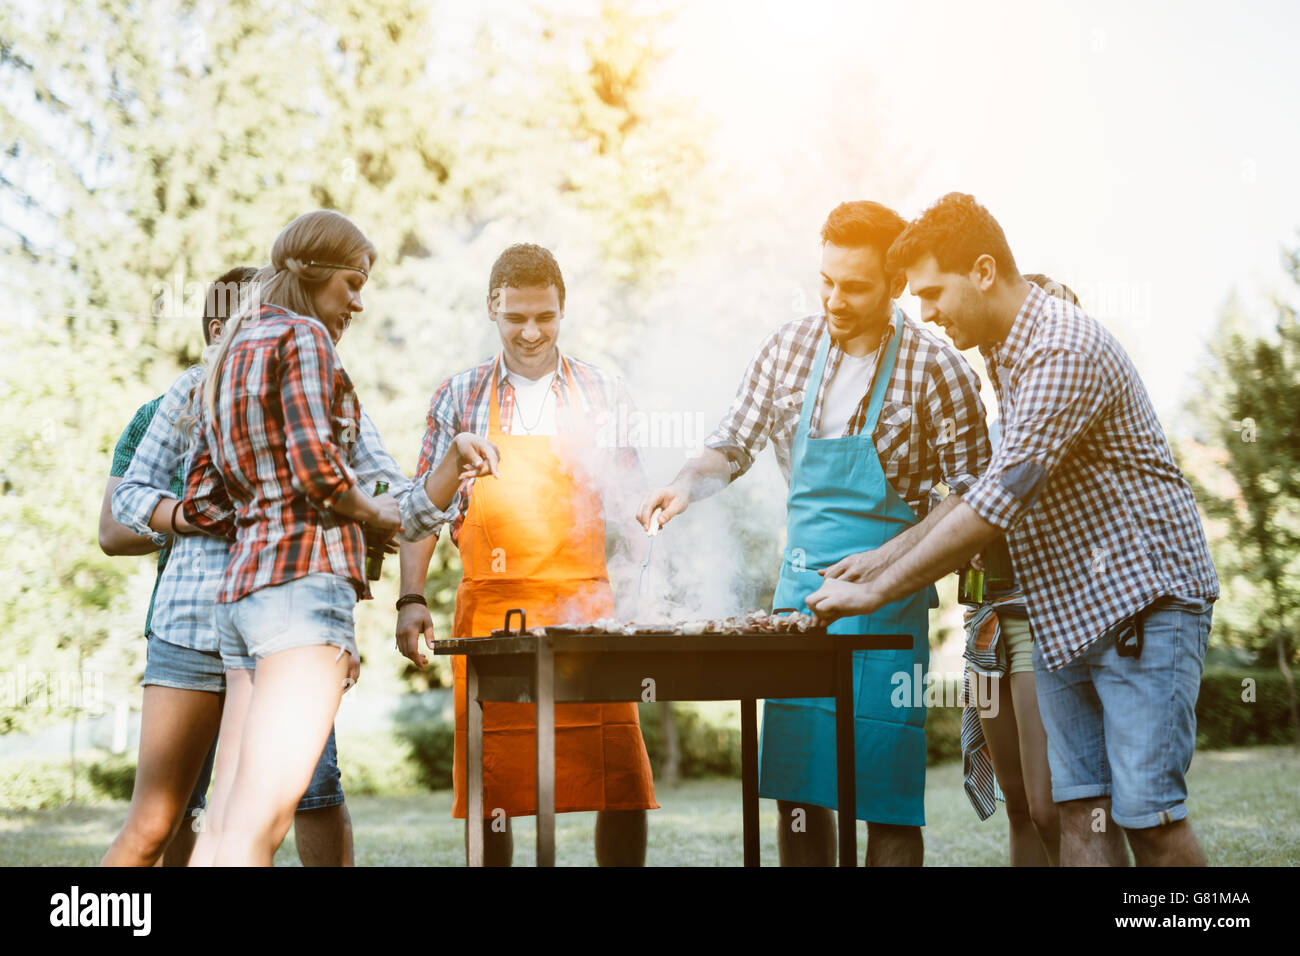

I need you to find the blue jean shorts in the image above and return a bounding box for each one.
[1033,595,1212,829]
[140,634,344,812]
[215,573,358,672]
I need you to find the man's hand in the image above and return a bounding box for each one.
[396,603,435,669]
[636,485,688,532]
[821,547,890,583]
[452,432,500,481]
[805,577,879,625]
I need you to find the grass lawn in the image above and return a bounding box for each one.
[2,746,1297,866]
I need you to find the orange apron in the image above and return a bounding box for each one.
[450,359,657,818]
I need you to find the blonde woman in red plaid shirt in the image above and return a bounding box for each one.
[182,211,474,866]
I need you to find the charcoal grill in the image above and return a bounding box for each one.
[435,607,912,867]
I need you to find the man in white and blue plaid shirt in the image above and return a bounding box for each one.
[808,193,1220,867]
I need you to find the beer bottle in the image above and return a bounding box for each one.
[365,480,389,581]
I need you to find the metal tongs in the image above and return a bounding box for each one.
[638,510,661,598]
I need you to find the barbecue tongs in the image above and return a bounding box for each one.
[638,510,661,597]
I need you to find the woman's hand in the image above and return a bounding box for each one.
[341,653,361,693]
[365,492,403,535]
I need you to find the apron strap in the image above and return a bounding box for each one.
[797,308,905,440]
[796,331,833,437]
[859,307,903,435]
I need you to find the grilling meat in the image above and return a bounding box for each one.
[502,608,822,637]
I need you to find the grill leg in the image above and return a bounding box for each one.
[741,697,759,866]
[467,656,484,867]
[836,645,857,867]
[536,636,556,867]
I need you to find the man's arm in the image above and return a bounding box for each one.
[809,346,1112,621]
[98,476,160,555]
[395,535,440,669]
[635,447,732,530]
[808,498,999,620]
[115,371,208,540]
[820,493,960,583]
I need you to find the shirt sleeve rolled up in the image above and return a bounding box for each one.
[963,347,1111,531]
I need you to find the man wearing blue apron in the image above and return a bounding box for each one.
[638,201,991,864]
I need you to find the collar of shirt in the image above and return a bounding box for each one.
[494,351,567,401]
[813,306,900,435]
[982,283,1045,379]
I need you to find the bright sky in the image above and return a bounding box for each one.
[660,0,1300,424]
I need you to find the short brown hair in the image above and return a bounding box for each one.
[886,192,1019,279]
[820,201,908,258]
[489,243,565,310]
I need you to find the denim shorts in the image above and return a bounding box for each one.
[1033,595,1213,829]
[215,573,358,671]
[140,635,344,812]
[142,633,225,693]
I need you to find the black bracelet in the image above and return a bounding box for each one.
[170,500,192,536]
[396,593,428,611]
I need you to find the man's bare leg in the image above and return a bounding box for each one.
[294,803,355,867]
[463,817,514,867]
[1059,797,1130,866]
[1124,818,1206,866]
[595,809,647,866]
[776,801,836,866]
[865,822,923,867]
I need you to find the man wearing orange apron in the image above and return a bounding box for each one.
[397,243,657,866]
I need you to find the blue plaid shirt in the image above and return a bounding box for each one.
[115,366,453,649]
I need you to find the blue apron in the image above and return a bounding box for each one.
[757,310,933,825]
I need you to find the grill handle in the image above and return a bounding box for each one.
[503,608,527,635]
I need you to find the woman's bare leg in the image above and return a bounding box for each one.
[1010,671,1060,865]
[101,685,221,867]
[213,646,348,866]
[978,675,1051,866]
[189,667,253,867]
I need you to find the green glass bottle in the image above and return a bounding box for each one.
[365,480,389,581]
[957,567,985,606]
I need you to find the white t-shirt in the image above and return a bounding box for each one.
[816,349,881,438]
[505,367,558,435]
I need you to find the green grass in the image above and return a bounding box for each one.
[2,746,1297,866]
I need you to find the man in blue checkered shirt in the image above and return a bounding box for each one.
[808,193,1219,867]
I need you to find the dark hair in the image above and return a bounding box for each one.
[886,192,1019,280]
[820,201,908,258]
[1025,273,1081,307]
[202,266,260,345]
[488,243,565,310]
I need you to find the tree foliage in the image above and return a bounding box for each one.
[0,0,712,729]
[1184,242,1300,743]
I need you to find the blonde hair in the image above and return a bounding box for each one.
[200,210,377,426]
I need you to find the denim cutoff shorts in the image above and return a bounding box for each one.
[140,632,344,811]
[1033,595,1213,829]
[215,573,359,672]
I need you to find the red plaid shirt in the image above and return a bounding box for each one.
[183,305,367,602]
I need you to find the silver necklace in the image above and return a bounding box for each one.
[513,376,555,434]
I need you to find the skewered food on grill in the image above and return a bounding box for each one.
[495,608,822,637]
